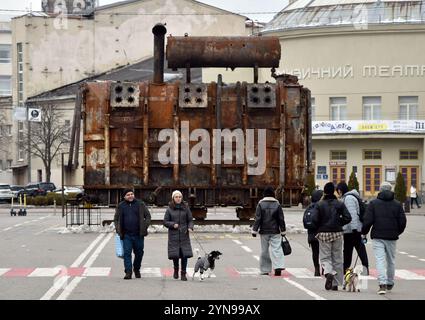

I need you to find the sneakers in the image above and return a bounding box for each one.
[378,285,387,295]
[386,284,394,291]
[173,268,179,280]
[134,270,141,278]
[331,286,338,291]
[325,273,334,291]
[124,272,132,280]
[181,271,187,281]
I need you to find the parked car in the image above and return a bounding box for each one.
[0,184,13,202]
[10,185,24,199]
[18,182,57,197]
[54,186,84,196]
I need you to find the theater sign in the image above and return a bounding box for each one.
[312,120,425,134]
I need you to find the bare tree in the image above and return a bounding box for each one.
[25,104,69,182]
[0,112,11,157]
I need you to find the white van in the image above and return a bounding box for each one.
[0,184,13,201]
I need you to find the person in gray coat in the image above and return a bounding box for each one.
[252,186,286,276]
[163,190,194,281]
[336,182,369,276]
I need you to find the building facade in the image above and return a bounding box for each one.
[259,0,425,198]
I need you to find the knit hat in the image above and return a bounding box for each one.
[311,190,324,203]
[172,190,183,200]
[263,186,275,198]
[324,182,335,195]
[122,188,134,198]
[380,182,392,192]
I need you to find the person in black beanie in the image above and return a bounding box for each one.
[252,186,286,276]
[114,188,151,280]
[315,182,351,291]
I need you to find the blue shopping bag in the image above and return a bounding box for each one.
[115,234,124,259]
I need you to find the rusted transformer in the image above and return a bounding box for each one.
[82,24,312,220]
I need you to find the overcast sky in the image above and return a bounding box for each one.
[0,0,289,22]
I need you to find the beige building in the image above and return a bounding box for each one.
[257,0,425,199]
[10,0,249,186]
[0,20,13,183]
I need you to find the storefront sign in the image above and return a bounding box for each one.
[313,120,425,134]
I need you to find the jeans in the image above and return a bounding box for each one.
[372,239,396,286]
[173,248,188,272]
[319,237,344,286]
[260,234,285,273]
[123,234,144,273]
[343,231,369,272]
[411,197,420,208]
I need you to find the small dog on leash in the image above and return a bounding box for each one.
[192,248,222,281]
[343,267,361,292]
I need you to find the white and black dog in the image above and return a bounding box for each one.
[192,249,222,281]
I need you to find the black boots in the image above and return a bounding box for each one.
[173,268,179,279]
[181,271,187,281]
[124,271,132,280]
[314,266,321,277]
[134,270,141,278]
[274,268,282,276]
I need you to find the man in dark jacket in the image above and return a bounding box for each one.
[314,182,351,291]
[252,186,286,276]
[362,182,407,295]
[114,188,151,280]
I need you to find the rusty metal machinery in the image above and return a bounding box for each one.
[81,24,312,220]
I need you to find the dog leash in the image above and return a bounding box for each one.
[191,230,208,255]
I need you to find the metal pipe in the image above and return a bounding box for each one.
[152,23,167,84]
[104,114,110,185]
[167,36,281,69]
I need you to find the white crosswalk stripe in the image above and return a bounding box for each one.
[286,268,315,279]
[82,268,111,277]
[28,268,61,277]
[140,267,162,277]
[0,268,10,276]
[395,270,425,280]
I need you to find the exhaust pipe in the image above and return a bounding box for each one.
[152,23,167,84]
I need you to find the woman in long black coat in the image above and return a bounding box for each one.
[163,190,194,281]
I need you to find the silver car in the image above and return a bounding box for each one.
[0,184,13,201]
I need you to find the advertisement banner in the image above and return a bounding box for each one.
[312,120,425,134]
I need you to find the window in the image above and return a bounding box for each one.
[17,43,24,106]
[311,97,316,121]
[0,76,11,96]
[399,96,418,120]
[18,121,25,160]
[330,150,347,160]
[363,150,382,160]
[64,119,71,141]
[6,160,12,169]
[330,97,347,120]
[363,97,381,120]
[400,150,418,160]
[312,150,316,161]
[0,44,11,63]
[0,160,3,170]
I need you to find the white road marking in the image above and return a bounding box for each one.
[408,255,418,258]
[56,277,84,300]
[40,276,70,300]
[398,251,408,255]
[286,268,316,279]
[140,267,162,277]
[82,267,111,277]
[232,240,242,245]
[34,224,61,236]
[71,233,106,268]
[23,221,30,224]
[253,255,260,261]
[241,246,252,253]
[83,233,113,268]
[187,267,216,278]
[3,227,12,231]
[237,267,261,276]
[14,224,22,227]
[395,270,425,280]
[29,268,61,277]
[0,268,10,276]
[283,278,326,300]
[420,259,425,262]
[40,233,107,300]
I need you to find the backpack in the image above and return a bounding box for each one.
[303,204,319,230]
[349,194,367,223]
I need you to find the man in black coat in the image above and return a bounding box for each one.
[362,182,407,295]
[114,189,151,280]
[314,182,351,291]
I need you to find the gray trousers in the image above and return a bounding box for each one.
[260,234,285,273]
[319,237,344,286]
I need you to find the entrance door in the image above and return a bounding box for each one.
[363,166,382,197]
[331,166,346,185]
[400,166,419,193]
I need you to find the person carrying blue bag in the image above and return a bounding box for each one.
[114,188,151,280]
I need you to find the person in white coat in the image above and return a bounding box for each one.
[410,185,421,209]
